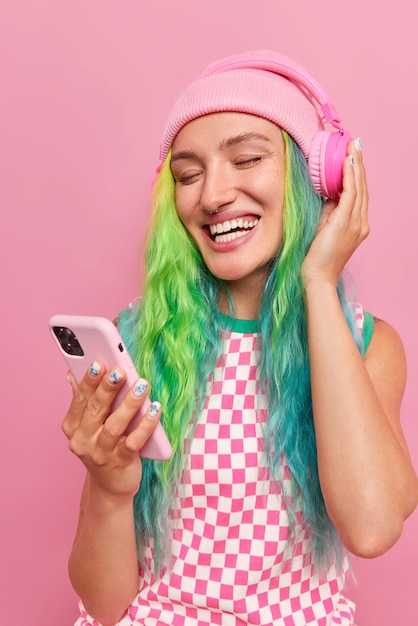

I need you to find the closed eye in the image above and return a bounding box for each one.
[173,170,202,185]
[235,157,263,167]
[178,174,200,184]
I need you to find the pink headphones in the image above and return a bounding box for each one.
[198,54,351,199]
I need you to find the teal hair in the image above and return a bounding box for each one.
[258,132,361,570]
[119,132,362,574]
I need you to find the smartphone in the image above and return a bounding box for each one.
[48,314,172,461]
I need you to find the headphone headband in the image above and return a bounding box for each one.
[198,54,343,129]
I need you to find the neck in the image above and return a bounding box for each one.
[218,277,265,320]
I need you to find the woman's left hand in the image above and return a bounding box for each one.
[302,138,369,288]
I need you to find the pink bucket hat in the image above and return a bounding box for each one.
[160,50,325,162]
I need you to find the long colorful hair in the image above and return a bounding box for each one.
[118,131,363,573]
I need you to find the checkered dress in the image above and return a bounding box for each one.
[76,312,366,626]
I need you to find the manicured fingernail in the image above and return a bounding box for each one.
[108,369,123,384]
[148,402,161,418]
[349,155,355,166]
[132,379,148,398]
[354,137,362,152]
[89,361,101,377]
[66,371,73,384]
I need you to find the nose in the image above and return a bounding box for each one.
[200,163,237,214]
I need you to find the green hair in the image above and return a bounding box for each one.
[121,154,223,570]
[118,131,362,573]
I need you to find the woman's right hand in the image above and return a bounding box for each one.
[62,363,162,501]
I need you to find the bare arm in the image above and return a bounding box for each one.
[62,365,162,625]
[305,287,417,556]
[68,473,139,626]
[303,141,418,557]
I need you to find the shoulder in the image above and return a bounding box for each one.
[366,317,405,361]
[364,317,407,409]
[363,316,414,463]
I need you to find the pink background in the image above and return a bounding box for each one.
[2,1,417,624]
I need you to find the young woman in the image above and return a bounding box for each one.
[63,51,418,626]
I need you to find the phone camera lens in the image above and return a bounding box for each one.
[53,326,84,356]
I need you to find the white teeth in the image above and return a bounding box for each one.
[209,218,258,236]
[214,230,251,243]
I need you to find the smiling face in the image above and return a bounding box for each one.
[170,112,286,317]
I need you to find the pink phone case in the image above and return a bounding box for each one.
[49,314,172,461]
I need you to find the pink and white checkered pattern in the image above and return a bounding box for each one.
[353,303,365,338]
[76,326,358,626]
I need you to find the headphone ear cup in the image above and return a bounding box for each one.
[308,130,351,199]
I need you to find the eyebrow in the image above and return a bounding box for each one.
[171,132,273,163]
[221,132,273,149]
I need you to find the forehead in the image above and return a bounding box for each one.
[171,112,283,152]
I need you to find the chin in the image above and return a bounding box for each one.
[208,263,268,288]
